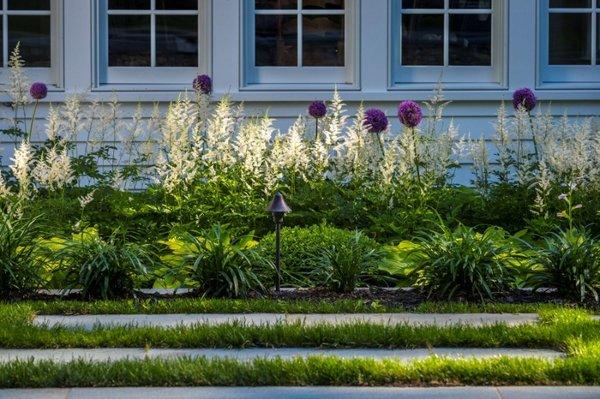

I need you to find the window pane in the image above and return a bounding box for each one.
[156,0,198,10]
[402,0,444,9]
[549,13,591,64]
[256,15,297,66]
[303,15,344,66]
[255,0,297,9]
[8,16,51,67]
[109,15,151,66]
[108,0,149,9]
[449,0,491,9]
[156,16,198,66]
[303,0,344,9]
[549,0,590,7]
[449,14,491,65]
[7,0,50,10]
[402,14,443,65]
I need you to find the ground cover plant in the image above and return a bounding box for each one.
[0,47,599,301]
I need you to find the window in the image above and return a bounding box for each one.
[243,0,359,88]
[96,0,210,85]
[0,0,59,84]
[391,0,506,88]
[540,0,600,85]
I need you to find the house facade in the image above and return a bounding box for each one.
[0,0,599,181]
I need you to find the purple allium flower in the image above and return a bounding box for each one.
[364,108,388,134]
[308,101,327,119]
[397,100,423,128]
[193,74,212,94]
[513,88,537,112]
[29,82,48,100]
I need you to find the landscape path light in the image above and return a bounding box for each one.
[266,192,291,292]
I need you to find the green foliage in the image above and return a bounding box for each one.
[528,228,600,302]
[48,229,156,299]
[387,225,527,301]
[256,225,380,287]
[161,224,266,298]
[0,211,42,298]
[314,231,384,293]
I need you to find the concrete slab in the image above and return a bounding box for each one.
[0,387,599,399]
[0,347,563,364]
[34,313,540,330]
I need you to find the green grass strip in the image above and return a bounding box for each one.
[1,356,599,388]
[13,298,573,315]
[0,306,597,350]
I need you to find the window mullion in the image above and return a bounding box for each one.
[591,10,597,65]
[2,0,7,67]
[444,0,449,66]
[150,0,156,67]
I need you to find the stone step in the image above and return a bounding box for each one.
[1,387,598,399]
[34,313,540,330]
[0,347,563,364]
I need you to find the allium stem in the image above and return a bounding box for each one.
[314,119,319,142]
[528,111,540,164]
[27,99,39,141]
[376,132,385,157]
[411,127,422,185]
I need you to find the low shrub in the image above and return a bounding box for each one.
[527,228,600,302]
[256,225,381,287]
[48,228,156,299]
[160,224,266,298]
[387,225,527,301]
[314,231,383,293]
[0,211,42,298]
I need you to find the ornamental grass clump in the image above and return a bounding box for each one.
[0,211,42,298]
[390,225,526,301]
[161,224,266,298]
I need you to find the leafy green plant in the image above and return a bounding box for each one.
[0,211,41,298]
[161,224,266,298]
[528,228,600,302]
[385,225,526,300]
[314,231,383,293]
[256,225,381,287]
[49,228,156,299]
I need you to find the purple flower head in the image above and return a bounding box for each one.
[513,88,536,112]
[193,74,212,95]
[397,100,423,128]
[364,108,389,134]
[308,101,327,119]
[30,82,48,100]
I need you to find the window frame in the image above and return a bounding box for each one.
[0,0,63,87]
[389,0,507,90]
[241,0,360,90]
[539,0,600,88]
[94,0,211,86]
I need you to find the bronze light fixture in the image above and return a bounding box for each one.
[266,192,291,292]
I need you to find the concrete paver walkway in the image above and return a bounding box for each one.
[0,347,563,363]
[34,313,539,330]
[0,387,599,399]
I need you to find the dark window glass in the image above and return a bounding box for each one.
[449,0,491,8]
[7,0,50,10]
[108,0,149,9]
[549,13,591,64]
[8,16,51,67]
[402,13,443,65]
[402,0,444,8]
[449,13,491,65]
[303,0,344,9]
[303,15,344,66]
[108,15,151,66]
[255,14,297,66]
[156,0,197,10]
[549,0,590,7]
[255,0,297,9]
[156,15,198,66]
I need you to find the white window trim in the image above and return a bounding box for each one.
[389,0,507,90]
[241,0,360,90]
[0,0,63,88]
[93,0,211,87]
[538,0,600,89]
